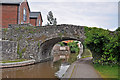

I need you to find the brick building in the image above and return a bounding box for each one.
[0,0,43,28]
[30,12,43,26]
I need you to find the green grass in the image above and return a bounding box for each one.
[93,64,118,79]
[81,55,92,58]
[68,49,92,64]
[1,59,26,63]
[81,49,92,58]
[68,53,79,64]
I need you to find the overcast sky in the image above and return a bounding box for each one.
[27,0,119,31]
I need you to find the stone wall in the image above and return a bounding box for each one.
[1,24,85,62]
[0,40,18,60]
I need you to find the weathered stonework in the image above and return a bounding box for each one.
[0,40,18,60]
[1,24,85,62]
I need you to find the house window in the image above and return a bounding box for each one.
[23,8,27,22]
[39,20,41,26]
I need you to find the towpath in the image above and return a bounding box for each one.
[62,57,103,80]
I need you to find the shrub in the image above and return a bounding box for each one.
[84,27,119,65]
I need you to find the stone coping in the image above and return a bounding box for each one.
[0,60,36,68]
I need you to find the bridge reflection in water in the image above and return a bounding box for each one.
[2,61,59,78]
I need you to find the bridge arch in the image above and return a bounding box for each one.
[37,37,80,62]
[2,24,85,62]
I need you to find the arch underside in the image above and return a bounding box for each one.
[36,37,82,62]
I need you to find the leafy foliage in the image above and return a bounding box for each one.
[116,27,120,31]
[58,42,65,46]
[58,41,80,53]
[67,41,79,53]
[84,27,119,65]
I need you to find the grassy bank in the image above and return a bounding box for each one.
[68,49,92,64]
[1,59,27,63]
[68,53,79,64]
[81,49,92,58]
[93,64,118,79]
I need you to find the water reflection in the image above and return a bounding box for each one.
[55,63,70,78]
[2,61,58,78]
[2,61,70,79]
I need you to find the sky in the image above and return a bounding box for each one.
[27,0,119,31]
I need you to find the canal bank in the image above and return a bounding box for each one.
[1,57,102,79]
[0,57,53,68]
[62,57,102,79]
[2,61,59,78]
[0,60,36,68]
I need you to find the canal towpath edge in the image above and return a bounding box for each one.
[0,60,36,68]
[62,57,103,79]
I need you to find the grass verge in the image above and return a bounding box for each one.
[81,49,92,58]
[68,53,79,64]
[1,59,27,63]
[93,64,118,79]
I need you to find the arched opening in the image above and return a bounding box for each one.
[36,37,87,62]
[36,37,76,62]
[52,40,83,63]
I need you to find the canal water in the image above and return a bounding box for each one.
[2,61,59,78]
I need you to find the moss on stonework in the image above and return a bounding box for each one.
[15,27,20,31]
[29,30,34,34]
[10,38,13,41]
[25,26,34,30]
[27,37,33,41]
[17,43,26,58]
[17,35,22,41]
[37,42,40,49]
[21,47,26,53]
[3,28,8,33]
[58,33,63,39]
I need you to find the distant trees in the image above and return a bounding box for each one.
[47,11,57,25]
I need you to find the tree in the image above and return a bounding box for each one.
[67,41,79,53]
[116,27,120,31]
[47,11,57,25]
[84,27,119,65]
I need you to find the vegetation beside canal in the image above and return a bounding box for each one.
[84,27,119,79]
[84,27,120,65]
[68,49,92,64]
[55,27,120,78]
[68,52,79,64]
[59,41,80,64]
[93,64,118,79]
[81,49,92,58]
[1,59,26,63]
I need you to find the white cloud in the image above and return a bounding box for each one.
[28,1,118,31]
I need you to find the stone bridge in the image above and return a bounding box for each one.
[1,24,85,62]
